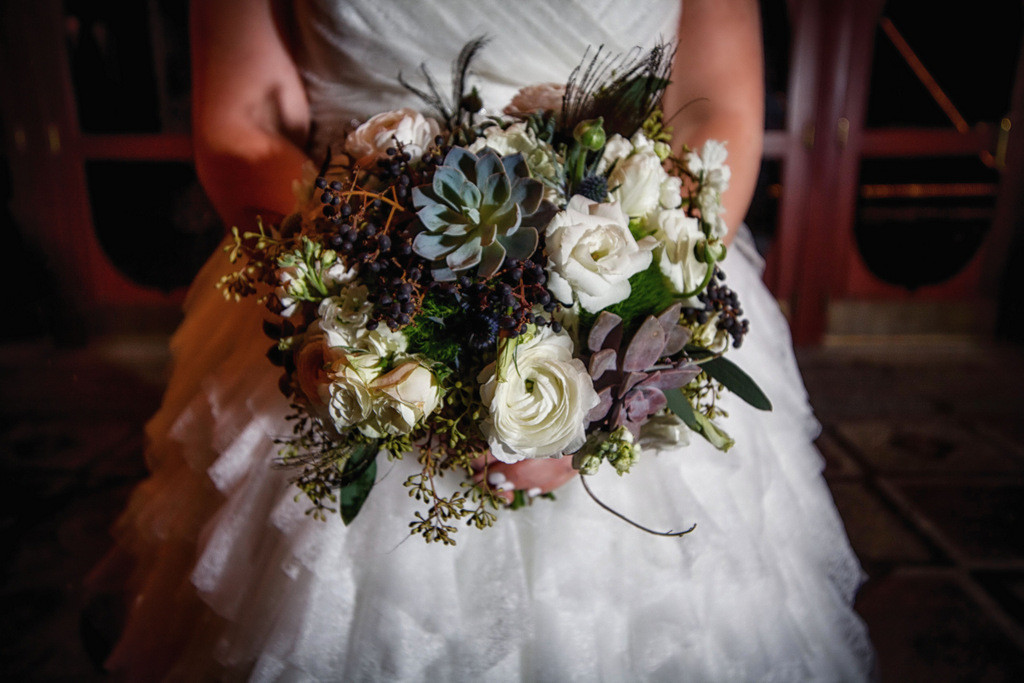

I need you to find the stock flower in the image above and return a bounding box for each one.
[544,196,656,312]
[652,208,709,303]
[478,327,599,463]
[345,108,441,165]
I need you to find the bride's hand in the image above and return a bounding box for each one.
[472,454,578,501]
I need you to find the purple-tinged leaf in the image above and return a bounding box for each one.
[586,386,614,423]
[638,365,701,391]
[621,316,667,372]
[588,311,623,352]
[589,348,618,381]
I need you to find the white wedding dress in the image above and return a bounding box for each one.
[98,1,875,680]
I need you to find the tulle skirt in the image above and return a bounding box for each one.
[97,230,875,681]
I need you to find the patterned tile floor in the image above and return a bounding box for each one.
[1,335,1023,680]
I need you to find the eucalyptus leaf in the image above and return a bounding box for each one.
[663,388,735,451]
[702,357,772,411]
[340,453,378,526]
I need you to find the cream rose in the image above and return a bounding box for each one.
[345,108,441,165]
[478,328,599,463]
[544,196,656,312]
[503,82,565,116]
[361,361,441,437]
[294,332,336,407]
[325,355,376,432]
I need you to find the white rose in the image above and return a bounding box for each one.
[597,133,633,174]
[361,361,440,437]
[325,357,375,432]
[345,108,441,164]
[629,131,657,155]
[653,209,709,303]
[318,289,408,356]
[294,332,339,408]
[318,288,372,346]
[608,150,669,218]
[478,328,599,463]
[545,196,656,312]
[503,82,565,116]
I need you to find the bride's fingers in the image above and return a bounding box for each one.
[472,457,578,500]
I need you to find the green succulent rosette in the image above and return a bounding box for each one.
[412,147,543,280]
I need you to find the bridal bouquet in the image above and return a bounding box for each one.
[219,41,769,543]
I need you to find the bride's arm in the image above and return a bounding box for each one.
[190,0,312,229]
[662,0,765,244]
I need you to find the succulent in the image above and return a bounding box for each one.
[412,147,543,281]
[585,302,700,438]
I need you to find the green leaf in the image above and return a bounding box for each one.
[701,357,772,411]
[664,387,700,429]
[663,388,735,451]
[339,457,377,525]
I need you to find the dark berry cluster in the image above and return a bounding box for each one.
[686,267,750,348]
[431,257,560,351]
[312,142,439,331]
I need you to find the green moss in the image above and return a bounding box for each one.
[579,261,677,338]
[404,293,464,370]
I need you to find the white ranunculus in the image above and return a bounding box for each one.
[607,149,669,218]
[503,82,565,116]
[345,108,441,164]
[360,361,441,437]
[653,209,709,303]
[545,196,656,312]
[478,328,599,463]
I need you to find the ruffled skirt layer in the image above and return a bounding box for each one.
[100,232,874,681]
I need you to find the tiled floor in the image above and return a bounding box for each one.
[1,334,1023,679]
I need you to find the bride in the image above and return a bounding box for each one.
[94,0,876,679]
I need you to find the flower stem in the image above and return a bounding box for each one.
[579,475,696,537]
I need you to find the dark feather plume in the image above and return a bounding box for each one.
[562,42,675,137]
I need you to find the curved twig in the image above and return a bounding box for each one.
[580,475,696,537]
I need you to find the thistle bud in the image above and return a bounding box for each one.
[460,87,484,114]
[573,117,607,151]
